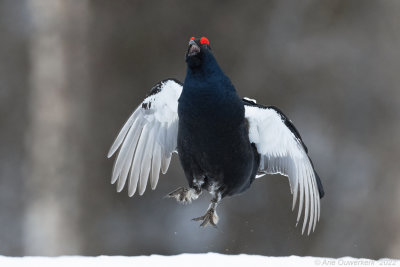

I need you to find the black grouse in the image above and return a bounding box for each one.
[108,36,324,234]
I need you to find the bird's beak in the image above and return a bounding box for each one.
[187,40,200,57]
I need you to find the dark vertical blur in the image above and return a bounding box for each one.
[0,0,29,256]
[0,0,399,258]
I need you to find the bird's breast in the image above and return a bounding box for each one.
[178,87,244,128]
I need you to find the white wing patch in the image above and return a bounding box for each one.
[243,97,257,104]
[245,105,320,235]
[108,79,182,196]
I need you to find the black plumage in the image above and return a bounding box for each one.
[178,38,258,198]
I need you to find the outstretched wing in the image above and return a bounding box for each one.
[108,79,183,197]
[243,98,324,235]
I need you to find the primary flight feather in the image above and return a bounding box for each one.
[108,36,325,234]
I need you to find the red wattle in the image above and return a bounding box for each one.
[200,37,209,45]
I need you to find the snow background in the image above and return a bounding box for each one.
[0,254,399,267]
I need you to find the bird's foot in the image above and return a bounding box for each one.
[192,208,219,227]
[166,187,200,204]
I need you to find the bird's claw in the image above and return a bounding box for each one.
[192,208,219,227]
[166,187,199,204]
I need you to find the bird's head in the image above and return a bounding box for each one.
[185,36,212,69]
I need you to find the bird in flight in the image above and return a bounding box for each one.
[108,36,324,234]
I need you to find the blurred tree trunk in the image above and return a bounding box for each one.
[24,0,90,255]
[0,0,30,256]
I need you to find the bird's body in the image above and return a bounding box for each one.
[108,36,324,234]
[178,50,258,198]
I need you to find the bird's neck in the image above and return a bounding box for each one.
[183,52,236,97]
[187,53,224,78]
[180,52,243,124]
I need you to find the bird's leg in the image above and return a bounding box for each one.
[167,187,202,204]
[192,192,222,227]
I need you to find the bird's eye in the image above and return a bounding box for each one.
[190,36,195,41]
[200,37,209,45]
